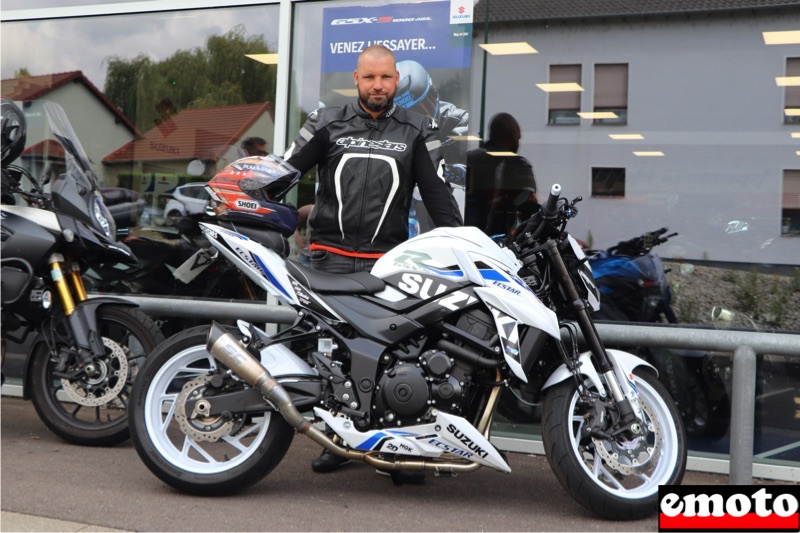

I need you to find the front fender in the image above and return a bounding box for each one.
[83,296,139,310]
[542,349,656,398]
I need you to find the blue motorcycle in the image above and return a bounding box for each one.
[589,228,729,438]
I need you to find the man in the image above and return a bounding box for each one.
[241,136,268,156]
[465,112,537,239]
[284,45,462,477]
[285,44,461,275]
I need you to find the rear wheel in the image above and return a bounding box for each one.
[30,305,163,446]
[542,368,686,520]
[129,325,294,495]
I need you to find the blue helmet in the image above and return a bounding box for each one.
[394,60,439,121]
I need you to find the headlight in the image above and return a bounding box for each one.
[92,194,116,240]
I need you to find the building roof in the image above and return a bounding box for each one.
[1,71,139,135]
[473,0,800,22]
[103,101,274,163]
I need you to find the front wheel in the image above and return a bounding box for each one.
[30,305,164,446]
[542,368,687,520]
[128,325,294,495]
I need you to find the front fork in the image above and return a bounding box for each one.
[48,253,104,376]
[542,240,643,435]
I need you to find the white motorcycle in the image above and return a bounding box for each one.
[129,155,686,520]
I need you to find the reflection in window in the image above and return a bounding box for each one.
[784,58,800,124]
[591,167,626,197]
[782,169,800,235]
[593,63,628,125]
[547,64,581,125]
[1,9,280,231]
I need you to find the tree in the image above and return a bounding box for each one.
[103,25,277,132]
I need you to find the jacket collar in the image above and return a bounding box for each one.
[352,101,398,120]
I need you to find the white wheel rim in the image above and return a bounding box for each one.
[567,378,680,499]
[143,344,271,474]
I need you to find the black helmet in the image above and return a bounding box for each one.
[1,98,26,167]
[394,60,440,121]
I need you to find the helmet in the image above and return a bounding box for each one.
[206,154,300,236]
[1,98,26,167]
[394,60,439,121]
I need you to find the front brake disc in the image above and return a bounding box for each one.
[60,337,128,406]
[592,399,661,475]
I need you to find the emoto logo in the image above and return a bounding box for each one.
[658,485,799,532]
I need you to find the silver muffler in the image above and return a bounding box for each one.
[206,321,312,433]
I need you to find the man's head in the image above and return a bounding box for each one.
[241,136,268,156]
[488,113,522,153]
[354,45,398,118]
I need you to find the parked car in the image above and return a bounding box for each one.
[163,183,210,224]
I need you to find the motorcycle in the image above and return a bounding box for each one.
[83,212,276,338]
[129,157,686,520]
[1,98,164,446]
[588,229,730,438]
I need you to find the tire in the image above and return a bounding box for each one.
[30,305,164,446]
[542,368,687,520]
[129,325,294,495]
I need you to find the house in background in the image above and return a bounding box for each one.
[469,0,800,265]
[1,71,139,185]
[103,101,275,213]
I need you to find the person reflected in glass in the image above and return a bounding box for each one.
[240,136,268,157]
[465,112,538,240]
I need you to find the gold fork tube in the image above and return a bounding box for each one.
[48,255,76,316]
[68,267,88,302]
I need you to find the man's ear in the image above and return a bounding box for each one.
[353,70,358,86]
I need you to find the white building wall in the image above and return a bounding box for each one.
[471,12,799,265]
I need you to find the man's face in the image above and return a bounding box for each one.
[354,54,398,114]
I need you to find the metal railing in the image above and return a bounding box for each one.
[96,294,800,483]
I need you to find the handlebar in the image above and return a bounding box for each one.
[542,184,561,218]
[607,228,678,256]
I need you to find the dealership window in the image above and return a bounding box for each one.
[782,170,800,235]
[593,63,628,125]
[547,64,582,125]
[785,58,800,124]
[591,167,626,197]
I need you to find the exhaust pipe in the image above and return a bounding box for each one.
[206,321,312,433]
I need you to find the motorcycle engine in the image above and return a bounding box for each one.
[374,348,469,426]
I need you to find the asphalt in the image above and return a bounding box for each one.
[1,396,739,532]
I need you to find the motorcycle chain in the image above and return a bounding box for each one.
[60,337,128,406]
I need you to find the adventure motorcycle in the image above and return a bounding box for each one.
[129,155,686,520]
[1,98,164,445]
[588,229,730,438]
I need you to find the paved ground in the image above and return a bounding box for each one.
[1,396,734,532]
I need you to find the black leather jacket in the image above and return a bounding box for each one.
[285,102,462,255]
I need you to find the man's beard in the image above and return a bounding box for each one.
[359,89,394,113]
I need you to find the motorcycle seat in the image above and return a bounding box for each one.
[285,260,385,295]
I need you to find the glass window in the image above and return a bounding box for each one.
[784,57,800,124]
[547,64,581,125]
[591,167,626,197]
[782,169,800,235]
[2,5,280,233]
[593,63,628,125]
